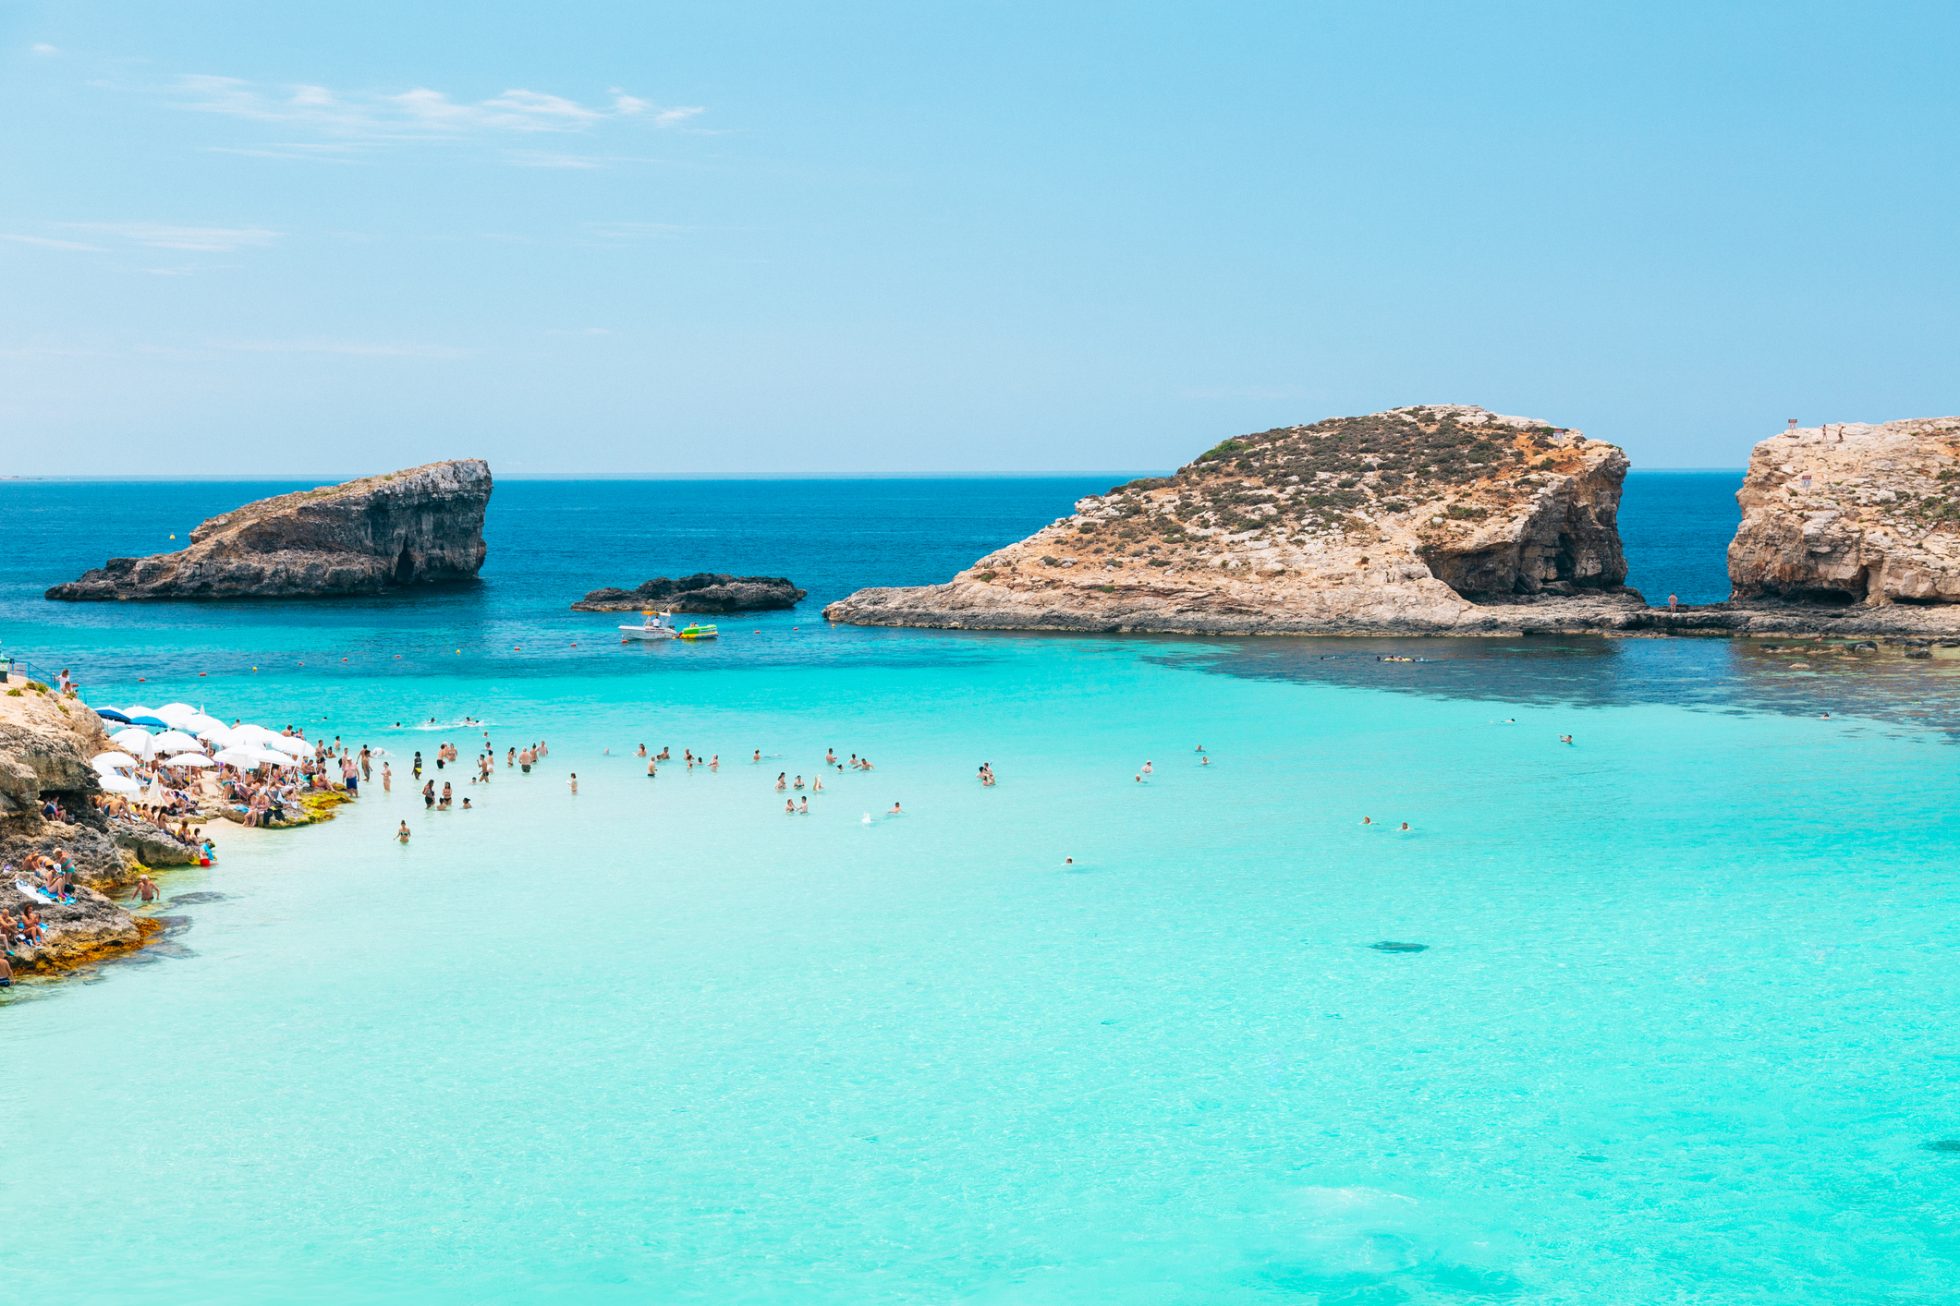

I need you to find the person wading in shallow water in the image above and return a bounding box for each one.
[134,874,159,905]
[397,821,411,845]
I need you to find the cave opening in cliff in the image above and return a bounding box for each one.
[393,546,417,585]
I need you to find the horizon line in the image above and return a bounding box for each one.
[1,466,1749,484]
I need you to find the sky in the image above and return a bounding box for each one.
[1,1,1955,476]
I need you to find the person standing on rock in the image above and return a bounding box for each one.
[1668,593,1679,613]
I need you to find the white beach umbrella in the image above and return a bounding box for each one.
[119,704,154,718]
[110,728,160,757]
[264,734,315,758]
[212,747,265,768]
[198,725,235,748]
[96,772,142,795]
[185,713,227,737]
[228,746,297,768]
[227,723,283,746]
[155,703,201,726]
[150,729,203,753]
[165,753,216,768]
[91,751,141,772]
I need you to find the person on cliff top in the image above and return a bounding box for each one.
[396,821,411,845]
[134,874,159,905]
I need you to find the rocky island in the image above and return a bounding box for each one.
[573,573,806,613]
[47,459,492,601]
[828,406,1960,639]
[828,405,1643,635]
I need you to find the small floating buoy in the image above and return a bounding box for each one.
[513,645,522,651]
[137,676,146,682]
[340,657,349,662]
[198,672,207,677]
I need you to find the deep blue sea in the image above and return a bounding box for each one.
[7,473,1960,1305]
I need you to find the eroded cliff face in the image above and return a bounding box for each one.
[47,459,492,600]
[826,405,1632,634]
[1,682,145,973]
[1729,419,1960,606]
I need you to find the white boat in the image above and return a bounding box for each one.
[619,612,678,641]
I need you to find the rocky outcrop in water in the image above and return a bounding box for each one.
[827,405,1636,635]
[1729,418,1960,606]
[573,573,806,613]
[46,459,492,601]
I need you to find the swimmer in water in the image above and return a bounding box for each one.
[888,802,903,816]
[1064,856,1074,867]
[709,754,719,771]
[1559,734,1574,745]
[462,797,472,810]
[397,821,411,844]
[785,799,796,815]
[1142,760,1153,775]
[1360,816,1372,826]
[647,759,657,777]
[382,763,392,792]
[753,749,762,764]
[797,797,809,814]
[134,874,159,904]
[1398,822,1410,832]
[1200,755,1210,766]
[568,772,578,795]
[775,772,787,791]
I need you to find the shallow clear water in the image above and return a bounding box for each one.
[6,474,1960,1304]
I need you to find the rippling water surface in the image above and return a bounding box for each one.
[5,473,1959,1304]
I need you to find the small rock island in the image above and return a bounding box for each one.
[827,405,1641,634]
[47,459,492,601]
[572,574,806,613]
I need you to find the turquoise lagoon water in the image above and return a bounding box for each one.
[4,475,1960,1303]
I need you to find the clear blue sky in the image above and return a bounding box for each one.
[3,1,1954,475]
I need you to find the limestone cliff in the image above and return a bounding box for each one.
[1729,418,1960,605]
[47,459,492,601]
[827,405,1635,635]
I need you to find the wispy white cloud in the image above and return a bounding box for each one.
[60,221,280,252]
[204,338,472,360]
[0,231,105,252]
[506,150,607,170]
[30,42,59,57]
[583,220,690,241]
[169,74,705,148]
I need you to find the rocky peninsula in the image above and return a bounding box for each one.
[47,459,492,601]
[573,573,806,613]
[828,405,1641,634]
[1729,417,1960,606]
[827,406,1960,640]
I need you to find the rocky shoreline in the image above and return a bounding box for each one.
[826,408,1960,640]
[1,676,353,987]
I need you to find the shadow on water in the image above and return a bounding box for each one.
[1160,635,1960,740]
